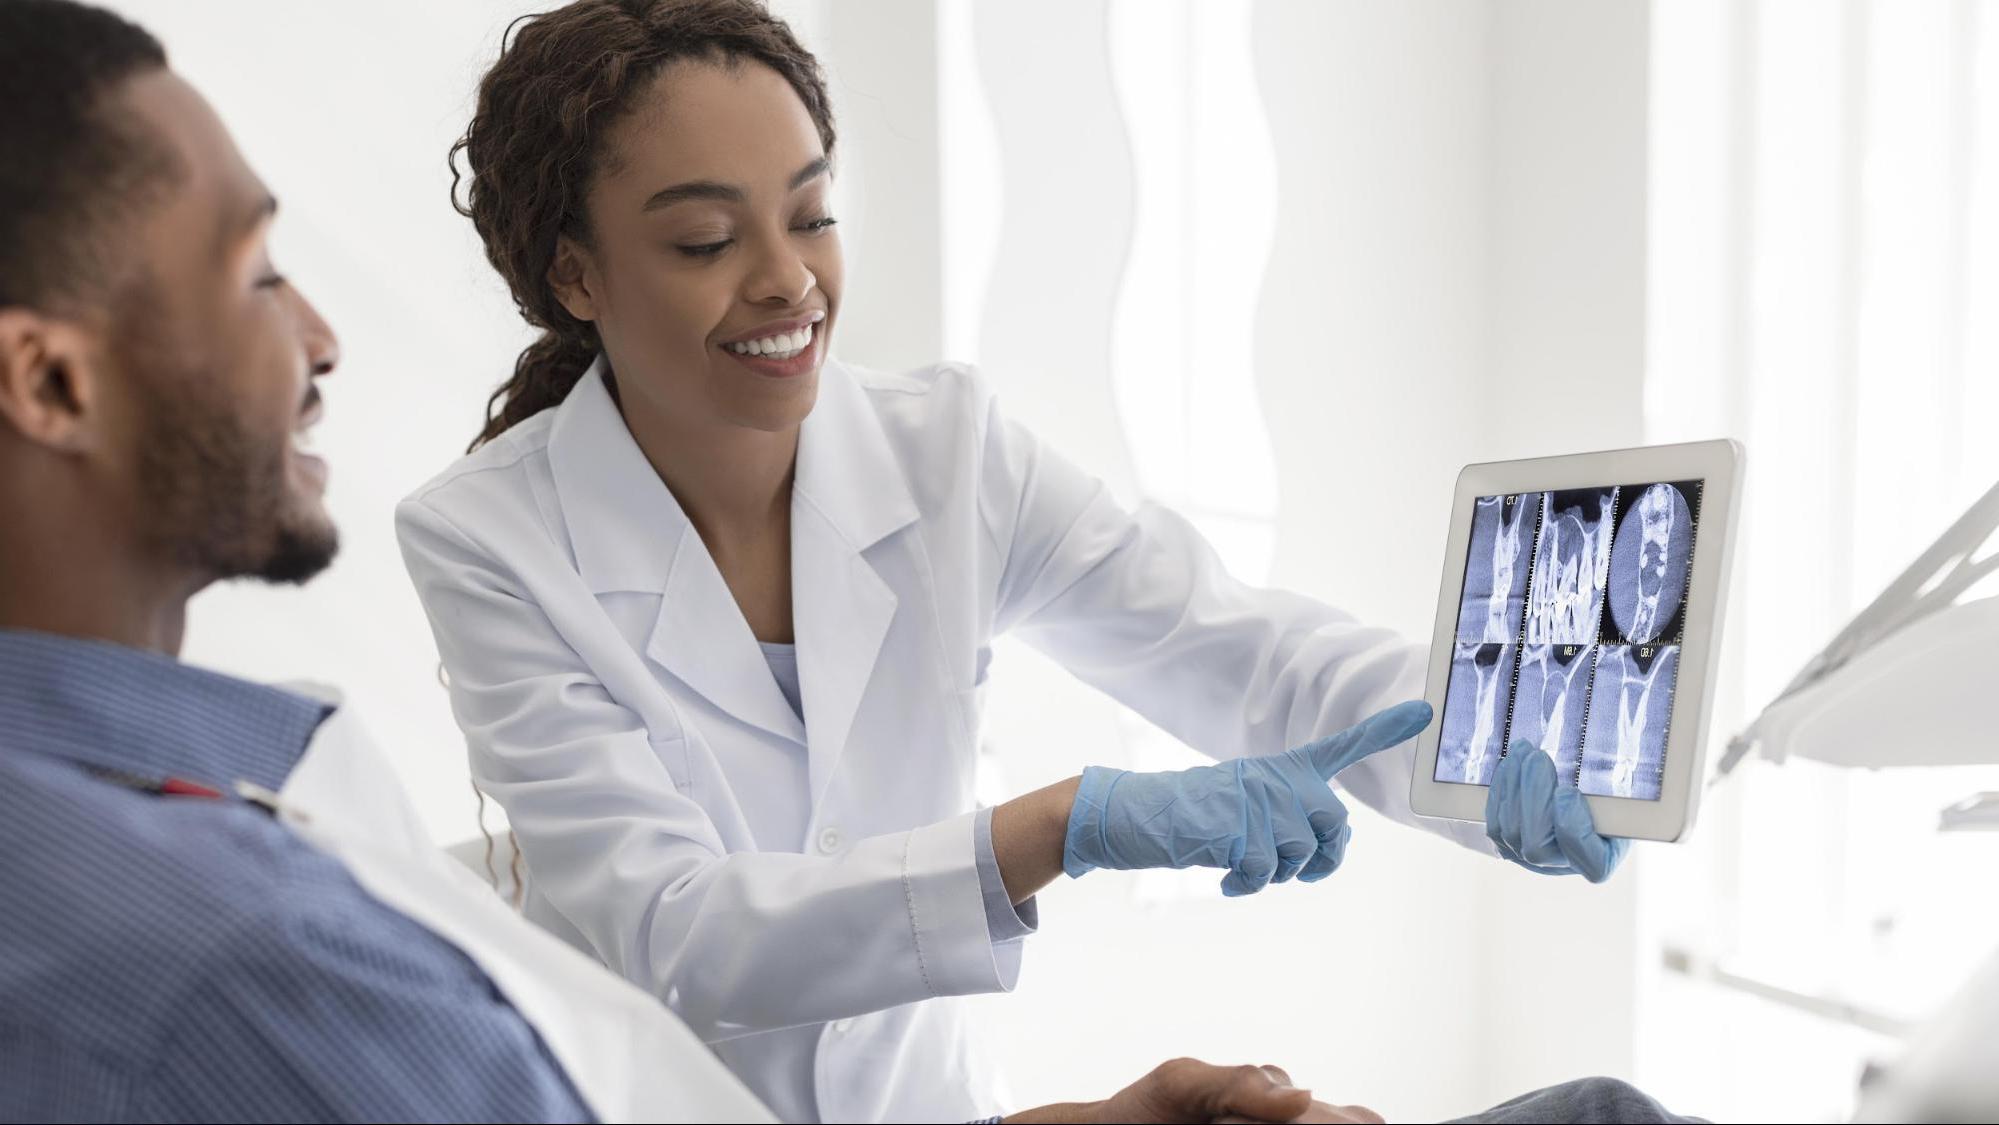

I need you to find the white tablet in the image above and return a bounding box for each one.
[1408,440,1744,842]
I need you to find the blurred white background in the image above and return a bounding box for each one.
[104,0,1999,1120]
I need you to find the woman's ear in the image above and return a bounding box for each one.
[547,235,600,324]
[0,309,101,454]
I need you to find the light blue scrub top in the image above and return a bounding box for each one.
[758,642,804,720]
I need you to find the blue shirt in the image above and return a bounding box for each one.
[0,629,594,1124]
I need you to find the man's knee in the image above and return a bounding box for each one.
[1558,1076,1672,1121]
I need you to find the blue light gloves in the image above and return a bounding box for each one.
[1062,704,1629,896]
[1484,739,1630,883]
[1062,701,1435,896]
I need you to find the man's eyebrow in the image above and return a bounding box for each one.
[219,193,278,258]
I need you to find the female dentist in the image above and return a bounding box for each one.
[397,1,1627,1121]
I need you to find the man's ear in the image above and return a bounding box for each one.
[0,309,103,454]
[547,235,600,324]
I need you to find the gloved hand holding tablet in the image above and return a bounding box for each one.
[1410,440,1744,844]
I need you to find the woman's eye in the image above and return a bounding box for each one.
[678,240,732,258]
[797,216,838,233]
[255,273,287,290]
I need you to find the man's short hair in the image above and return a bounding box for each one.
[0,0,178,314]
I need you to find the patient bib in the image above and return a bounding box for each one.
[277,689,775,1125]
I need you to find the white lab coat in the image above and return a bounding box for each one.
[396,356,1489,1124]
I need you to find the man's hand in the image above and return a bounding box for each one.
[1005,1058,1383,1124]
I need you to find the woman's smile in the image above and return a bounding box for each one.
[719,309,825,379]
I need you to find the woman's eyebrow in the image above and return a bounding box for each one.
[640,156,830,213]
[788,156,830,190]
[642,179,742,211]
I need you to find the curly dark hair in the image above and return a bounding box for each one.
[452,0,836,450]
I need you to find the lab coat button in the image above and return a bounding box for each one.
[816,826,843,854]
[832,1018,855,1033]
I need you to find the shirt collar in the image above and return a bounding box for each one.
[546,354,921,596]
[0,628,331,792]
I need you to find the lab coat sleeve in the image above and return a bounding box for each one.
[973,387,1493,856]
[396,496,1020,1042]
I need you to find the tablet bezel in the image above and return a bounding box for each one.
[1408,439,1743,842]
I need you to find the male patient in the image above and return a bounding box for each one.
[0,2,1700,1122]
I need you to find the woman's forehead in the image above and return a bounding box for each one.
[603,59,824,195]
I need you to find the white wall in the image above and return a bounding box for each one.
[107,1,1658,1120]
[935,2,1503,1117]
[955,1,1655,1119]
[1475,0,1651,1101]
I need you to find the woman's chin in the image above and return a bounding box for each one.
[718,366,820,433]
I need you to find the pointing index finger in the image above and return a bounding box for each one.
[1304,700,1435,779]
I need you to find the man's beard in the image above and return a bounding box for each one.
[131,372,338,585]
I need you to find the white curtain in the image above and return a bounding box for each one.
[1643,0,1999,1119]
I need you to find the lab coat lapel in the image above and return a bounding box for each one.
[791,364,920,810]
[789,502,896,811]
[545,357,806,746]
[649,534,810,746]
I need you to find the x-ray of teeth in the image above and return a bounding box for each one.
[1457,493,1538,642]
[1437,643,1515,785]
[1507,644,1595,781]
[1608,483,1694,644]
[1525,488,1616,645]
[1580,645,1678,799]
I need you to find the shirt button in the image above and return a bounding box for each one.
[816,826,843,854]
[832,1018,855,1033]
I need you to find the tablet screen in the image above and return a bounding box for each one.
[1434,481,1704,799]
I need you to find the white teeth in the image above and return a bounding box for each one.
[729,323,815,359]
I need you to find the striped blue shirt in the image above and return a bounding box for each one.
[0,629,595,1124]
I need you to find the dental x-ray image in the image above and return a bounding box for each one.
[1456,493,1539,643]
[1605,481,1698,645]
[1524,488,1616,645]
[1437,642,1515,786]
[1579,644,1679,799]
[1506,644,1595,780]
[1437,478,1706,799]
